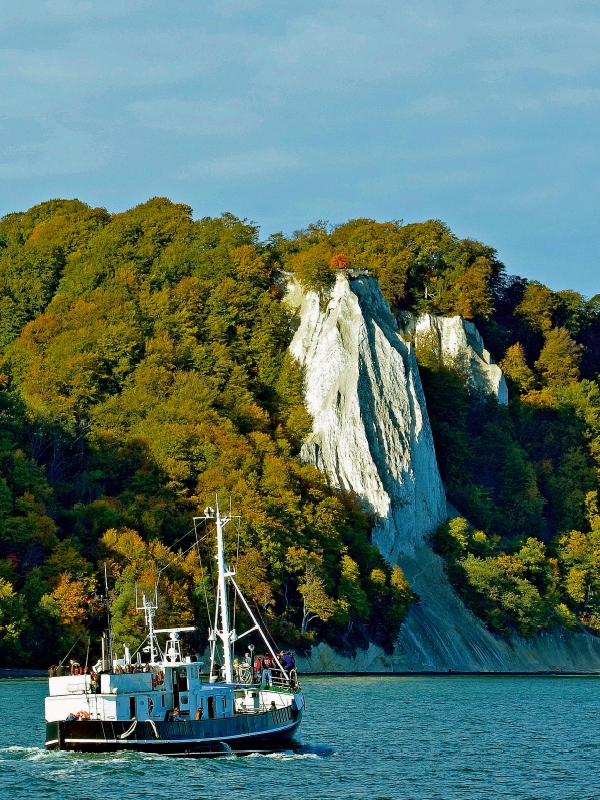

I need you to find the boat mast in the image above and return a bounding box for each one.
[215,498,233,683]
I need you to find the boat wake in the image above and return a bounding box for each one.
[240,742,337,760]
[0,746,53,761]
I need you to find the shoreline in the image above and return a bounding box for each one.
[2,668,600,680]
[0,668,47,680]
[301,670,600,677]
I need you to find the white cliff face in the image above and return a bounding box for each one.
[401,313,508,404]
[287,274,447,560]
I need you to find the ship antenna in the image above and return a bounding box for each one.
[104,562,114,668]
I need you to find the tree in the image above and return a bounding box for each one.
[336,554,370,622]
[286,243,336,299]
[516,282,556,333]
[499,343,535,393]
[535,327,583,385]
[286,547,336,633]
[235,548,274,611]
[453,257,494,320]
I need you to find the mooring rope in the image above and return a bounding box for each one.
[119,718,138,739]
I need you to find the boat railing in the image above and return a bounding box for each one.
[232,665,300,690]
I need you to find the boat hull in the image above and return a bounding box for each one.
[45,707,302,756]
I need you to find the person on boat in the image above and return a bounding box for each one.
[270,701,276,711]
[48,665,57,677]
[69,658,81,675]
[195,707,203,720]
[281,652,293,670]
[262,652,274,686]
[55,663,65,676]
[172,707,183,721]
[244,652,251,665]
[253,654,262,682]
[66,712,78,721]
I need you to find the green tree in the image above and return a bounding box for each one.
[535,327,583,385]
[499,343,535,393]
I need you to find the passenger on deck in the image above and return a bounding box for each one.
[66,712,78,721]
[69,658,81,675]
[281,651,295,671]
[55,664,65,676]
[195,707,203,720]
[261,652,273,686]
[253,654,262,683]
[172,707,183,721]
[270,701,276,711]
[244,652,251,666]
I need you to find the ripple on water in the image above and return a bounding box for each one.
[1,676,600,800]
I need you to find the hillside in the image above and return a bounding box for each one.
[1,198,600,668]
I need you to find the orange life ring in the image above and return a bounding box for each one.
[148,698,154,713]
[77,710,90,720]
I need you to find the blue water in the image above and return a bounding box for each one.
[1,675,600,799]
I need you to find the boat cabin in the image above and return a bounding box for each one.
[44,657,245,724]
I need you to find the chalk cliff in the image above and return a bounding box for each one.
[287,273,600,673]
[287,273,446,561]
[400,312,508,404]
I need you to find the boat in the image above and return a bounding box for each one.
[44,502,305,755]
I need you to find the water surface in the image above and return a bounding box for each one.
[1,675,599,799]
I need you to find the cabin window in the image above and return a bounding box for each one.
[161,695,165,707]
[222,696,227,710]
[207,696,215,719]
[129,697,135,719]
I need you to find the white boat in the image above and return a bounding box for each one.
[44,502,305,756]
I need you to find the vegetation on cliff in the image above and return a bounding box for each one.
[2,199,600,662]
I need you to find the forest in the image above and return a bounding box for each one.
[1,198,600,666]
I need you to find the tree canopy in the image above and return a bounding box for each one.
[4,198,600,660]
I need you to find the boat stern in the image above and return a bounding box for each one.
[45,721,62,750]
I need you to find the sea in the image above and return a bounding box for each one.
[1,674,599,800]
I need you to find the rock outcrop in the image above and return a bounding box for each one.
[287,273,600,673]
[287,273,446,561]
[400,312,508,404]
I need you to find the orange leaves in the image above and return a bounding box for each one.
[42,574,93,628]
[235,549,274,610]
[330,253,348,270]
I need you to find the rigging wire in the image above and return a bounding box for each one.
[231,516,241,660]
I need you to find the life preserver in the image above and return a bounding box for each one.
[148,697,154,713]
[77,710,90,720]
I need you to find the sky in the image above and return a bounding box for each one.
[0,0,599,294]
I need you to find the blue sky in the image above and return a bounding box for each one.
[0,1,599,293]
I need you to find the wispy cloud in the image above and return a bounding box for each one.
[185,148,301,179]
[126,98,261,136]
[0,126,106,179]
